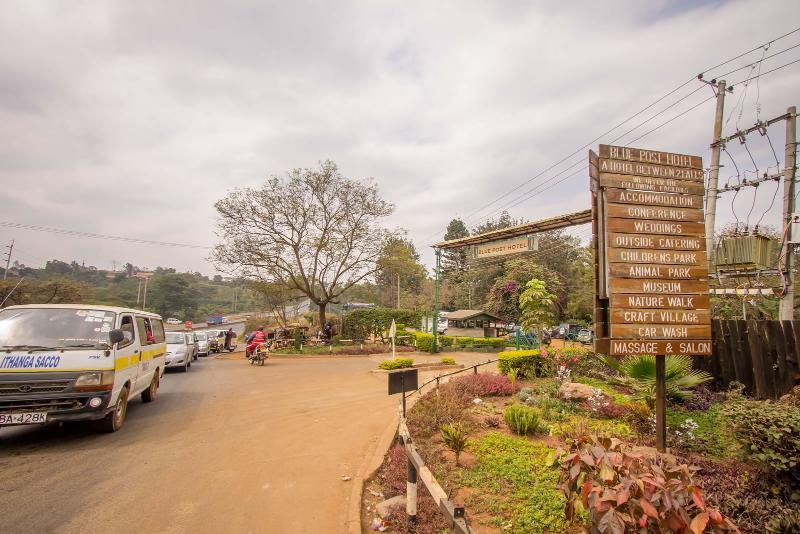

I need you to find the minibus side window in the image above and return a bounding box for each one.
[136,317,156,345]
[151,319,165,343]
[119,315,135,348]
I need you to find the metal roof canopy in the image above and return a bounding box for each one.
[445,309,502,321]
[433,209,592,249]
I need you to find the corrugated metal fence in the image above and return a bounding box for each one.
[695,319,800,399]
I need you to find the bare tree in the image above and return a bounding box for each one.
[214,161,394,326]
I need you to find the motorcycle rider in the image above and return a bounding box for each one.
[246,326,267,357]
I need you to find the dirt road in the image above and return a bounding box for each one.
[0,355,398,533]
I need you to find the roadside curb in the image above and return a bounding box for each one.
[346,405,401,534]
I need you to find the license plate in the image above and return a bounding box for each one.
[0,412,48,425]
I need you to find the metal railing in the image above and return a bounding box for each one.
[394,357,504,532]
[399,419,471,533]
[404,358,500,401]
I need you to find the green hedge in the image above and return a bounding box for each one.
[498,350,544,377]
[342,308,422,340]
[411,332,506,353]
[378,358,414,370]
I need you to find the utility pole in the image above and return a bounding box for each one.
[3,240,14,280]
[396,273,400,309]
[432,249,441,353]
[142,276,149,310]
[780,105,797,320]
[136,278,142,306]
[704,79,727,274]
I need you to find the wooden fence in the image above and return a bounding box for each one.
[695,319,800,399]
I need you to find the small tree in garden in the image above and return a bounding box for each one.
[518,278,556,332]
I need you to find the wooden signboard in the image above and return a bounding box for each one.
[598,159,704,181]
[472,236,535,259]
[599,173,706,195]
[608,278,709,294]
[608,233,704,251]
[605,218,705,236]
[609,324,711,340]
[606,339,712,356]
[605,203,705,222]
[592,144,711,357]
[607,264,707,279]
[605,188,704,209]
[593,144,711,453]
[610,294,710,310]
[598,144,703,169]
[607,248,706,265]
[610,309,711,324]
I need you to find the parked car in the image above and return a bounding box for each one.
[184,332,198,361]
[166,318,181,325]
[205,329,220,352]
[166,331,192,372]
[195,331,210,356]
[577,328,593,345]
[541,328,552,345]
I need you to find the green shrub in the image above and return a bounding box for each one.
[378,358,414,370]
[440,357,456,365]
[721,396,800,493]
[603,354,713,408]
[412,332,434,352]
[498,350,541,377]
[441,422,469,465]
[451,336,507,349]
[504,404,545,435]
[342,308,421,339]
[558,435,737,533]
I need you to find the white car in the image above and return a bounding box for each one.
[195,331,210,356]
[165,331,192,372]
[166,318,181,325]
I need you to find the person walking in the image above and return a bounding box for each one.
[225,328,234,350]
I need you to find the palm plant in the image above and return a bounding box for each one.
[441,422,469,465]
[602,354,712,408]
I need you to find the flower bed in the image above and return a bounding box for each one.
[365,353,800,533]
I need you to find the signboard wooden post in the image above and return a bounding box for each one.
[591,144,710,452]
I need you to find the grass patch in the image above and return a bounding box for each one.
[459,432,569,533]
[667,404,740,458]
[572,376,631,404]
[548,414,633,439]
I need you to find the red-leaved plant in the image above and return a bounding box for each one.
[556,435,739,533]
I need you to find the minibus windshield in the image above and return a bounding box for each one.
[0,308,117,350]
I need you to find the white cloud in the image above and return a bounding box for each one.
[0,0,797,272]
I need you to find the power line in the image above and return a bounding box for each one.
[0,221,212,250]
[420,27,800,244]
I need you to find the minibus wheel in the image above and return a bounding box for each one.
[97,386,129,433]
[141,372,159,403]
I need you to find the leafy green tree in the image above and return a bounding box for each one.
[375,236,427,307]
[441,218,469,276]
[213,160,395,326]
[564,245,594,324]
[147,273,198,319]
[0,277,89,306]
[518,278,557,332]
[485,260,561,324]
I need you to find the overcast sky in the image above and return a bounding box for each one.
[1,0,798,275]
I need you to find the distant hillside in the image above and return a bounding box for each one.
[0,259,262,322]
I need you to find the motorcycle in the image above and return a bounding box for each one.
[248,341,269,366]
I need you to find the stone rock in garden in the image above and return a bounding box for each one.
[558,382,598,401]
[779,385,800,406]
[376,495,406,519]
